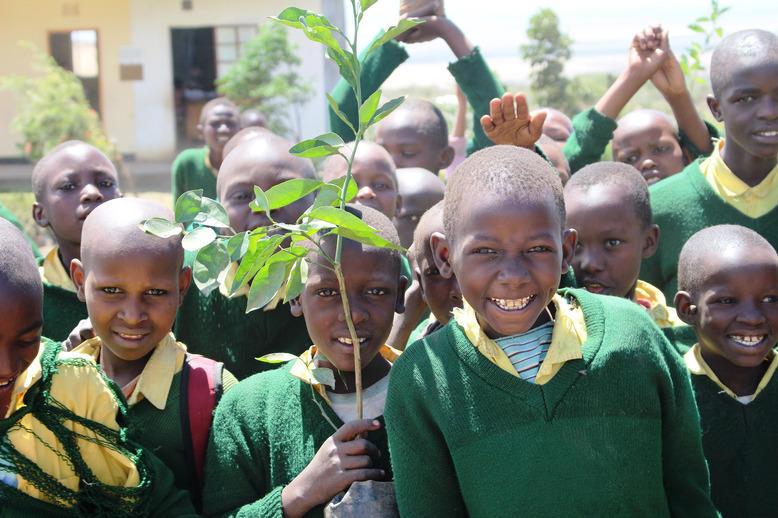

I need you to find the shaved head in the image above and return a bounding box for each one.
[80,198,183,271]
[222,126,275,159]
[320,141,397,184]
[31,141,115,200]
[0,219,42,301]
[711,29,778,99]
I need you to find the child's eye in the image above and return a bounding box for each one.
[424,267,440,277]
[97,179,115,188]
[470,247,495,255]
[367,288,389,296]
[373,183,389,191]
[605,239,623,248]
[401,151,418,158]
[734,95,756,103]
[59,183,76,191]
[527,245,553,253]
[762,295,778,303]
[716,297,736,304]
[623,155,640,165]
[146,289,167,296]
[316,288,338,297]
[230,191,253,202]
[101,287,121,294]
[653,146,670,154]
[399,213,420,222]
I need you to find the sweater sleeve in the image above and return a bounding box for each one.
[679,120,720,161]
[447,47,505,157]
[384,346,467,517]
[562,107,617,173]
[328,31,409,141]
[653,335,719,517]
[201,385,282,518]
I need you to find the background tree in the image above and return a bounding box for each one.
[520,8,575,113]
[216,21,312,138]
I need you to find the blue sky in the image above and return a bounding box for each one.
[342,0,776,86]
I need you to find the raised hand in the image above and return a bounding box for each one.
[480,92,546,148]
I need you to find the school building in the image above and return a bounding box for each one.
[0,0,343,160]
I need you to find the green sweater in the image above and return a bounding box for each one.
[641,159,778,301]
[690,370,778,518]
[384,288,716,517]
[562,107,720,174]
[171,146,217,202]
[173,288,311,380]
[329,34,502,156]
[201,362,392,518]
[129,366,238,509]
[41,281,88,343]
[0,198,42,259]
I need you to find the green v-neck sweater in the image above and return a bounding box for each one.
[691,372,778,518]
[41,281,88,342]
[201,362,392,518]
[641,159,778,301]
[385,289,717,517]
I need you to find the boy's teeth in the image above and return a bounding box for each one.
[758,131,778,137]
[0,378,12,387]
[118,333,143,339]
[337,337,366,345]
[730,334,765,346]
[491,295,534,311]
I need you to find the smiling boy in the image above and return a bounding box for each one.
[171,98,240,202]
[674,224,778,518]
[642,29,778,301]
[203,205,406,517]
[564,162,679,327]
[70,197,237,509]
[31,140,122,341]
[384,145,716,516]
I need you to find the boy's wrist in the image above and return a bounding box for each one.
[281,480,315,518]
[438,21,472,59]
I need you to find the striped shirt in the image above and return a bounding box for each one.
[494,321,555,382]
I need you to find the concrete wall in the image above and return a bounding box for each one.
[0,0,134,158]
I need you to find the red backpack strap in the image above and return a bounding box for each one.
[180,353,223,507]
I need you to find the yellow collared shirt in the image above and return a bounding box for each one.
[452,294,587,385]
[289,344,401,406]
[4,347,142,505]
[684,343,778,403]
[635,280,682,328]
[39,246,77,292]
[73,332,186,409]
[203,146,218,178]
[701,139,778,218]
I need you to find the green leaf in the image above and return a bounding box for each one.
[257,352,299,363]
[230,234,284,296]
[250,185,271,215]
[174,189,203,224]
[246,260,287,312]
[309,206,405,250]
[359,90,382,124]
[265,178,324,210]
[289,136,345,159]
[182,226,217,251]
[716,27,723,37]
[326,93,357,135]
[309,367,336,390]
[332,225,406,251]
[310,186,341,211]
[325,46,358,91]
[360,0,380,12]
[141,217,182,238]
[695,17,710,22]
[273,8,336,31]
[366,19,424,56]
[719,6,730,15]
[694,76,708,85]
[688,24,705,33]
[285,257,309,302]
[368,95,406,126]
[227,232,250,262]
[192,240,231,296]
[194,197,231,228]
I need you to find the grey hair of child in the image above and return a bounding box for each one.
[710,29,778,99]
[565,161,653,228]
[444,145,565,245]
[199,97,239,123]
[412,200,444,267]
[0,219,42,301]
[678,224,777,297]
[31,141,115,201]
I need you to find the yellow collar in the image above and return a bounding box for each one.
[40,246,77,292]
[634,280,682,328]
[684,343,778,402]
[700,139,778,218]
[73,333,186,409]
[452,294,587,385]
[289,344,401,405]
[203,146,218,178]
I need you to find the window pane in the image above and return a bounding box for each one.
[215,26,236,44]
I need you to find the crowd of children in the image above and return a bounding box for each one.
[1,7,778,515]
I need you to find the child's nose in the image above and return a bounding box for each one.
[80,183,104,203]
[639,156,658,172]
[736,300,767,325]
[757,96,778,120]
[578,247,604,273]
[119,298,146,324]
[497,258,530,286]
[449,278,462,301]
[357,185,376,199]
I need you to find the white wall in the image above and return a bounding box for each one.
[128,0,340,160]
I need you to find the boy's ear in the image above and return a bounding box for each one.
[394,193,403,219]
[674,291,698,325]
[430,232,454,279]
[70,259,87,302]
[395,275,409,314]
[641,224,660,259]
[706,95,723,122]
[196,123,205,141]
[438,145,455,171]
[289,295,303,317]
[32,202,50,228]
[560,229,577,273]
[178,266,192,306]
